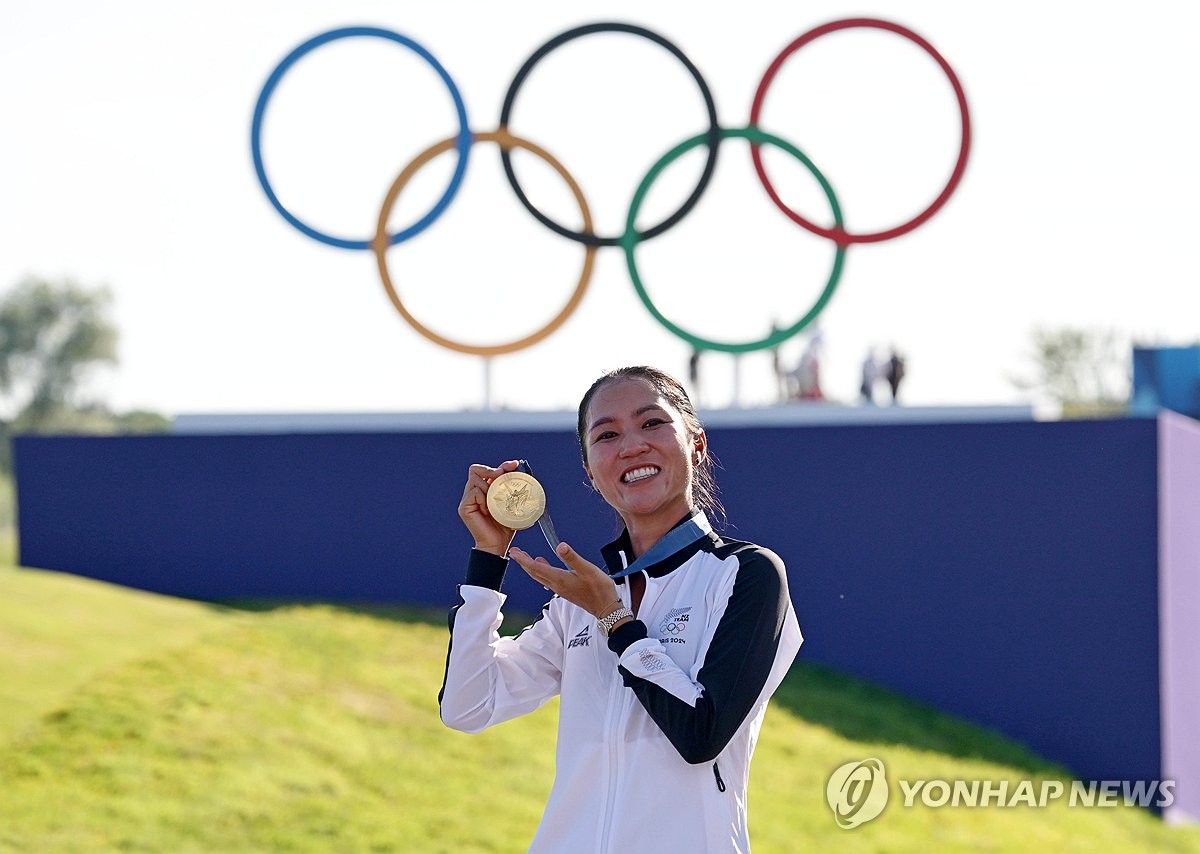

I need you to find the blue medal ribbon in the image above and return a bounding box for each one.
[516,460,561,554]
[608,513,712,580]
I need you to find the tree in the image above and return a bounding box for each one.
[0,277,118,429]
[1012,327,1130,414]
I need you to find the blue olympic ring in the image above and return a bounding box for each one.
[250,26,472,251]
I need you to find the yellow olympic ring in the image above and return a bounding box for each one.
[371,128,596,357]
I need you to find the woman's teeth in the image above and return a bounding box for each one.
[623,466,660,483]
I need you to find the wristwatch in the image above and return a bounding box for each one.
[597,605,634,636]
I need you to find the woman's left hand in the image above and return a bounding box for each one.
[509,543,621,618]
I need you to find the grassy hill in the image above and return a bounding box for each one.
[1,560,1196,853]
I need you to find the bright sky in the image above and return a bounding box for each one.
[2,1,1198,416]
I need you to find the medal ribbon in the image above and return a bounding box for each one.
[517,460,561,553]
[608,513,712,580]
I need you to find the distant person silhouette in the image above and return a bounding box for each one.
[790,335,824,401]
[687,348,704,408]
[883,349,906,403]
[769,322,786,402]
[860,350,879,404]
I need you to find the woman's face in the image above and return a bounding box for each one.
[582,378,704,531]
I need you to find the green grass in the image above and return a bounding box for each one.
[0,558,228,744]
[0,471,14,531]
[0,560,1197,852]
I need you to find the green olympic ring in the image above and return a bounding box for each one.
[622,126,845,354]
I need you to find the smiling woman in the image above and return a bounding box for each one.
[576,365,720,543]
[440,365,803,852]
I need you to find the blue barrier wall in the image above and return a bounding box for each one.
[13,417,1162,787]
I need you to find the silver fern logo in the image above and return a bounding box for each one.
[657,606,691,636]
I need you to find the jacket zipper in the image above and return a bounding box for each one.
[598,583,632,853]
[713,761,727,792]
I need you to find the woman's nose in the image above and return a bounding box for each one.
[617,433,649,457]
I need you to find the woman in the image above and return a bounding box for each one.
[440,366,803,852]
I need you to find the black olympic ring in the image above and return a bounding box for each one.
[499,22,721,248]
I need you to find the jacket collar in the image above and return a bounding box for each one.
[600,511,718,581]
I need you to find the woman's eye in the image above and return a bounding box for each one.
[643,418,666,428]
[595,431,617,441]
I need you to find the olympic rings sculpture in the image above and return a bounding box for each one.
[251,19,971,356]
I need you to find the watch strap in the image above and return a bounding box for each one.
[597,606,634,636]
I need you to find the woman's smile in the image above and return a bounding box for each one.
[622,465,661,484]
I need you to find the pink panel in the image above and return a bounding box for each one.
[1160,411,1200,824]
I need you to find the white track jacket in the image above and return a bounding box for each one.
[439,514,803,852]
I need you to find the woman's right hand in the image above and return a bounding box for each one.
[458,460,522,557]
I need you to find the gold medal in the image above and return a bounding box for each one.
[486,470,547,530]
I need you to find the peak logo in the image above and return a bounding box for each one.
[567,626,590,649]
[826,758,889,829]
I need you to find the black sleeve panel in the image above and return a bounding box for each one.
[607,618,649,654]
[621,547,792,764]
[464,548,509,590]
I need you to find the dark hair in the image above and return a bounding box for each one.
[576,366,723,524]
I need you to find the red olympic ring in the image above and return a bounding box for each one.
[749,18,972,246]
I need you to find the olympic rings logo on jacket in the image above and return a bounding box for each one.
[250,19,971,357]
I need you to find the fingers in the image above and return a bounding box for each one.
[509,547,554,576]
[553,541,586,570]
[460,461,518,511]
[459,460,522,555]
[467,460,521,484]
[510,547,560,592]
[550,542,608,587]
[461,460,521,511]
